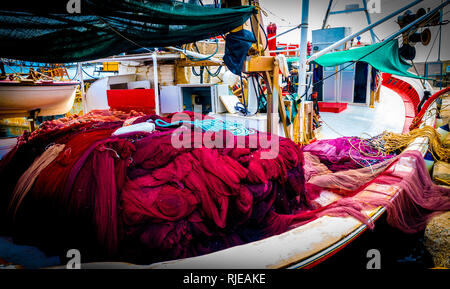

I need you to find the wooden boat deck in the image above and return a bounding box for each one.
[316,85,406,140]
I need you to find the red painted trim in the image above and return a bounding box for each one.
[302,228,367,269]
[298,77,434,268]
[410,87,450,130]
[381,73,419,133]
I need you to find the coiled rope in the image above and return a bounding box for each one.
[382,126,450,162]
[155,118,256,136]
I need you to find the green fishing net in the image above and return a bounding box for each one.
[0,0,255,63]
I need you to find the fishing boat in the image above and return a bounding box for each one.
[0,79,78,119]
[0,0,448,271]
[58,73,444,270]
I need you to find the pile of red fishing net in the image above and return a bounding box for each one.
[0,110,448,265]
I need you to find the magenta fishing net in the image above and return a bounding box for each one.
[0,110,448,265]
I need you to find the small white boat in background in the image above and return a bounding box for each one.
[0,79,78,119]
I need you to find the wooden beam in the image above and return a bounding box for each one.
[266,61,280,134]
[223,0,268,56]
[176,59,222,67]
[175,65,189,84]
[277,86,290,139]
[244,56,274,73]
[249,0,269,56]
[262,71,273,95]
[270,58,290,139]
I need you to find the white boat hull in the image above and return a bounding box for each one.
[0,82,78,118]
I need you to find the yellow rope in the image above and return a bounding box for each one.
[293,102,311,146]
[302,110,309,145]
[293,104,301,144]
[382,126,450,162]
[434,177,450,186]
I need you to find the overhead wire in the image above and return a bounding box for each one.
[261,6,293,26]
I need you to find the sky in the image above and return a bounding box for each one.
[257,0,449,62]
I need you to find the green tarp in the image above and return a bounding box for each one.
[312,39,425,79]
[0,0,256,63]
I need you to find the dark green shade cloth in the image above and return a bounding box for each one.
[312,40,425,79]
[0,0,255,63]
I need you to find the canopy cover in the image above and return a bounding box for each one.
[312,39,425,79]
[0,0,256,63]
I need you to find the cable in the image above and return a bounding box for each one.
[250,73,261,116]
[262,6,293,25]
[248,15,260,52]
[234,76,250,116]
[248,13,269,53]
[81,66,97,79]
[424,25,441,65]
[245,71,267,111]
[68,65,78,81]
[191,66,201,77]
[200,66,205,83]
[206,65,222,77]
[259,22,269,51]
[96,16,153,53]
[188,39,222,79]
[184,39,219,62]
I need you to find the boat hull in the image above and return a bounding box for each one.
[0,82,78,118]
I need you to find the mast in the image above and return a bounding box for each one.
[77,62,87,114]
[297,0,309,143]
[297,0,309,100]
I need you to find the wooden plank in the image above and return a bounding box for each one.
[244,56,275,73]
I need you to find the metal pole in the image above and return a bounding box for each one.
[77,62,87,114]
[362,0,377,43]
[308,0,424,63]
[321,0,334,29]
[297,0,309,143]
[297,0,309,99]
[152,52,160,116]
[267,24,301,41]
